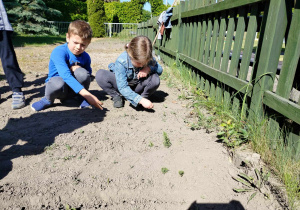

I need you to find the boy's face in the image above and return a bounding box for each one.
[66,33,90,56]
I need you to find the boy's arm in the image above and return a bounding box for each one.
[51,48,84,93]
[79,88,103,110]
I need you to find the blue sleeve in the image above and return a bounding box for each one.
[149,59,163,76]
[114,61,142,107]
[50,48,84,94]
[83,53,92,75]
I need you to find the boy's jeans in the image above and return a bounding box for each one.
[45,68,90,102]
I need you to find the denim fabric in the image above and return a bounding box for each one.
[0,0,13,31]
[107,51,163,106]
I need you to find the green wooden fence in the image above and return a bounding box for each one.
[137,0,300,152]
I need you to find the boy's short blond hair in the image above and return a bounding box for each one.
[67,20,93,42]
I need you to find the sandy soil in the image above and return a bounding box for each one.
[0,38,283,209]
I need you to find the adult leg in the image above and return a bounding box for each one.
[0,31,24,92]
[134,73,160,98]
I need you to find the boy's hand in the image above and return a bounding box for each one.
[137,66,151,79]
[79,89,103,110]
[70,65,81,73]
[139,98,153,109]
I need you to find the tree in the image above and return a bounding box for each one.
[87,0,106,37]
[44,0,88,21]
[4,0,62,35]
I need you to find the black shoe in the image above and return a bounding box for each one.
[113,95,124,108]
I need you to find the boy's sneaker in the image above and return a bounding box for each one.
[113,95,124,108]
[12,92,25,110]
[31,97,52,111]
[79,100,91,109]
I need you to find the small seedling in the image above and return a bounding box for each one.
[65,204,76,210]
[149,142,154,147]
[163,131,172,148]
[65,144,71,151]
[80,130,84,134]
[179,170,184,177]
[161,167,169,174]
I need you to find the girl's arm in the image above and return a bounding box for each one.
[114,62,142,107]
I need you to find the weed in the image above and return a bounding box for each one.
[179,171,184,177]
[163,131,172,148]
[217,120,249,147]
[161,167,169,174]
[233,168,270,203]
[80,130,84,134]
[149,142,154,147]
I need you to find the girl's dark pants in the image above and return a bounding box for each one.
[95,69,160,99]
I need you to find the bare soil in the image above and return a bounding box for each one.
[0,38,282,209]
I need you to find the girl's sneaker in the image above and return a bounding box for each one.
[31,97,52,111]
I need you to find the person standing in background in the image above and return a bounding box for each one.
[0,0,25,109]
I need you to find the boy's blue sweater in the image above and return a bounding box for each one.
[46,43,92,93]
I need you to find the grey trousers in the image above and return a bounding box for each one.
[95,69,160,99]
[45,68,90,102]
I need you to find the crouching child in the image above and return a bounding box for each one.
[31,20,103,111]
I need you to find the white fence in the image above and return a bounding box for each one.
[104,23,138,38]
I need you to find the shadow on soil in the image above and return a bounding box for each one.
[0,108,107,180]
[188,200,245,210]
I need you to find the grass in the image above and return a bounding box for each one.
[12,34,66,47]
[160,54,300,209]
[163,131,172,148]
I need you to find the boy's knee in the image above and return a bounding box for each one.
[47,77,65,90]
[74,68,90,82]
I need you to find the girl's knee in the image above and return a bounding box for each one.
[95,69,108,85]
[151,74,160,88]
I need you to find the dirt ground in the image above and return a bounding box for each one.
[0,38,283,209]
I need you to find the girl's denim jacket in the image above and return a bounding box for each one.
[108,51,163,107]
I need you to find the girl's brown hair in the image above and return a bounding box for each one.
[125,36,153,66]
[68,20,93,42]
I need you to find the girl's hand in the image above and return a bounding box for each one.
[139,98,153,109]
[137,66,151,79]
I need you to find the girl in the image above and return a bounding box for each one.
[96,36,163,109]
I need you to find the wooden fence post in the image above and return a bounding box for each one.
[249,0,288,120]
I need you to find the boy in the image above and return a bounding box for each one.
[31,20,103,111]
